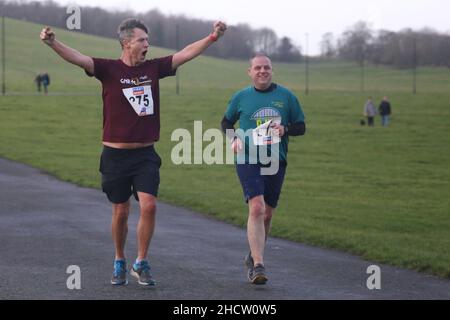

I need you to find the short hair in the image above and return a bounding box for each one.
[249,53,272,66]
[117,18,148,47]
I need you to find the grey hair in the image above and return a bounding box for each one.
[117,18,148,48]
[249,53,272,66]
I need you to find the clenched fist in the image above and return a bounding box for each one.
[212,21,227,39]
[40,26,55,45]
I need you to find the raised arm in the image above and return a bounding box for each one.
[40,26,94,75]
[172,21,227,70]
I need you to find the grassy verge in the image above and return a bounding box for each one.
[1,90,449,278]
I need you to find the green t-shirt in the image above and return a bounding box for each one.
[224,83,305,164]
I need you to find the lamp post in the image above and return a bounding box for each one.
[175,23,180,95]
[305,33,309,95]
[1,15,5,96]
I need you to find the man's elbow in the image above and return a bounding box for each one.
[221,116,234,134]
[299,123,306,136]
[288,122,306,136]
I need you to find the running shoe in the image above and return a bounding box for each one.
[130,260,156,286]
[111,259,128,285]
[248,263,268,285]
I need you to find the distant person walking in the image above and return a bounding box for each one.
[379,96,392,127]
[34,74,42,92]
[41,72,50,95]
[364,97,377,127]
[34,73,51,94]
[41,18,227,286]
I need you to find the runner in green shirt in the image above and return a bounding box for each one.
[221,54,306,284]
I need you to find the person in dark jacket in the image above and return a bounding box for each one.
[41,72,50,95]
[379,96,392,127]
[34,74,42,92]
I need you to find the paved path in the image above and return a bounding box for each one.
[0,158,449,300]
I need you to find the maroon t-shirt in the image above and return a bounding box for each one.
[88,56,176,143]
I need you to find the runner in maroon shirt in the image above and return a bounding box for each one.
[40,18,227,286]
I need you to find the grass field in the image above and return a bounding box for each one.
[1,18,450,278]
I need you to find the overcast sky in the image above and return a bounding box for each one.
[57,0,449,54]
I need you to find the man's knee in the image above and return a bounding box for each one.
[141,202,156,216]
[113,202,130,221]
[249,197,265,218]
[138,193,157,216]
[264,210,273,223]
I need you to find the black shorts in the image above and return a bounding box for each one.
[99,145,161,204]
[236,163,287,208]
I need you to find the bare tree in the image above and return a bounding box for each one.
[254,28,278,56]
[338,21,450,68]
[338,21,373,65]
[273,37,302,63]
[320,32,336,59]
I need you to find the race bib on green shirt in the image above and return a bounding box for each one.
[252,119,281,146]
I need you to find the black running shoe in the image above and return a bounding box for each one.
[248,263,268,285]
[244,252,254,280]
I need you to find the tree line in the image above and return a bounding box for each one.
[2,1,448,67]
[321,21,450,68]
[0,0,302,63]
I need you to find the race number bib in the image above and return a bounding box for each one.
[122,85,154,116]
[252,119,281,146]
